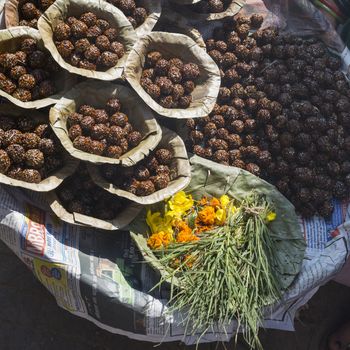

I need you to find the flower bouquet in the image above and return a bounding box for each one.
[146,191,277,251]
[145,190,278,348]
[130,155,306,349]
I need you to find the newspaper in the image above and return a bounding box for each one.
[0,184,349,344]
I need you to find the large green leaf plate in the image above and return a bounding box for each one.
[130,155,306,291]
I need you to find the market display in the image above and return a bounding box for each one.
[0,0,347,347]
[101,147,175,196]
[18,0,55,28]
[53,12,125,71]
[67,98,142,158]
[141,51,200,109]
[56,164,127,220]
[0,37,58,102]
[0,114,63,183]
[107,0,148,28]
[185,14,350,217]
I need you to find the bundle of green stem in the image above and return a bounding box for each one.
[155,192,282,349]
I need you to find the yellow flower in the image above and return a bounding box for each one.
[147,231,174,250]
[165,209,182,220]
[220,195,230,209]
[266,211,277,222]
[215,208,226,225]
[168,191,194,216]
[231,205,237,214]
[146,210,173,234]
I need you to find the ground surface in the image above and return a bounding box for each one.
[1,240,350,350]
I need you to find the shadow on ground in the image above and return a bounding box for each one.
[1,240,349,350]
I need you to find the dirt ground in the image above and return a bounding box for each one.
[1,239,349,350]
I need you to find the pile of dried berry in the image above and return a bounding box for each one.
[186,14,350,218]
[53,12,125,71]
[189,0,231,13]
[0,114,63,183]
[18,0,55,28]
[107,0,148,29]
[0,38,58,101]
[57,164,125,220]
[140,51,200,109]
[101,147,175,196]
[67,98,142,158]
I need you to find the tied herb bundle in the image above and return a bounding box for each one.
[146,191,281,349]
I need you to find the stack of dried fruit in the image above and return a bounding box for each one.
[57,164,125,220]
[67,98,142,158]
[140,51,200,109]
[107,0,148,29]
[18,0,55,28]
[53,12,125,71]
[0,115,63,183]
[186,14,350,217]
[0,37,58,101]
[101,147,175,196]
[189,0,231,13]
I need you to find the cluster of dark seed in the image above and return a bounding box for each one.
[18,0,55,28]
[186,14,350,218]
[67,98,142,158]
[0,38,58,101]
[53,12,125,71]
[107,0,148,28]
[190,0,231,13]
[57,164,124,220]
[0,115,63,183]
[101,147,175,196]
[140,51,200,109]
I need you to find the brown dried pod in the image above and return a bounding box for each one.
[155,148,172,165]
[96,35,111,52]
[98,51,119,67]
[21,168,41,183]
[71,20,89,38]
[54,22,72,41]
[25,149,44,169]
[0,149,11,173]
[104,28,119,42]
[127,131,142,147]
[136,180,155,196]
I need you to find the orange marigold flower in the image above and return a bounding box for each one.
[147,231,173,250]
[198,197,208,206]
[170,258,181,269]
[176,231,199,243]
[198,206,216,225]
[147,233,164,250]
[210,197,221,207]
[176,220,192,235]
[195,221,214,233]
[184,254,196,269]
